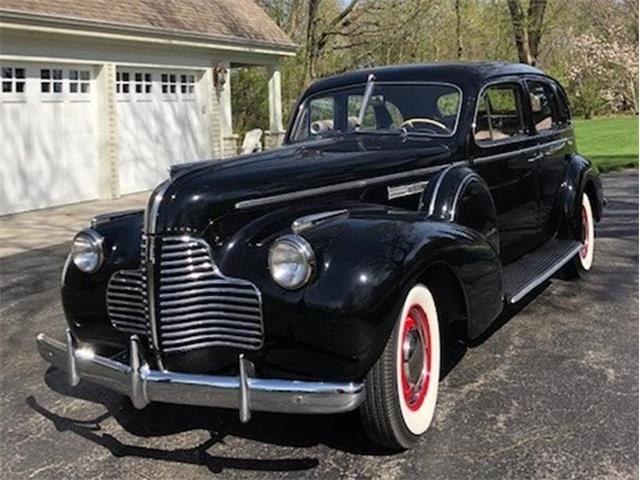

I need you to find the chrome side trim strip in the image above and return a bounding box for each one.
[235,162,467,210]
[508,242,582,304]
[473,138,567,166]
[387,181,429,200]
[291,209,349,234]
[427,165,454,216]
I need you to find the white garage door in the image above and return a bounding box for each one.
[0,63,99,215]
[116,68,206,194]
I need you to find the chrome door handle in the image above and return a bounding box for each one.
[527,153,543,163]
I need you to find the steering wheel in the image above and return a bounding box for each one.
[400,117,450,133]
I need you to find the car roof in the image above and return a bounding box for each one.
[304,62,545,96]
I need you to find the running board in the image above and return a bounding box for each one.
[503,239,582,304]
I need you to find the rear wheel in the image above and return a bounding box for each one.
[565,193,595,277]
[359,284,441,450]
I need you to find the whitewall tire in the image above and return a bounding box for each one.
[578,193,595,271]
[564,192,596,278]
[360,284,441,449]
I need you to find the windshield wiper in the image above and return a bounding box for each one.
[355,73,375,132]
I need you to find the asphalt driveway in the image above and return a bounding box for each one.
[0,170,637,479]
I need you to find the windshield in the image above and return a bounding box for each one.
[289,82,462,142]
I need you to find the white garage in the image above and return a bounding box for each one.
[0,62,100,215]
[0,0,295,215]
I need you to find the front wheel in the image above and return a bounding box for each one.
[565,193,595,277]
[359,284,441,450]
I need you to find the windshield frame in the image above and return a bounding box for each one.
[287,81,464,143]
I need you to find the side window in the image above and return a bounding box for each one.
[475,83,526,144]
[437,92,460,117]
[309,97,335,136]
[526,80,554,133]
[552,82,571,125]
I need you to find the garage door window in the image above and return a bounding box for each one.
[69,70,90,94]
[134,73,152,94]
[41,69,63,94]
[116,72,130,94]
[161,74,177,94]
[180,74,195,97]
[1,67,26,94]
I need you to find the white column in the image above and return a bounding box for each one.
[217,61,237,157]
[219,62,233,137]
[266,64,284,148]
[95,63,119,198]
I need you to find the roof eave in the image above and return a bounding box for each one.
[0,9,298,56]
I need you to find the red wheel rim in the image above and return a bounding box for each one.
[580,204,589,259]
[400,304,431,411]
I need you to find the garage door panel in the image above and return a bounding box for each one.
[117,68,205,195]
[0,62,99,215]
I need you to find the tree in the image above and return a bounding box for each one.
[455,0,463,59]
[506,0,547,65]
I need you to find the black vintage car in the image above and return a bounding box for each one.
[37,62,604,449]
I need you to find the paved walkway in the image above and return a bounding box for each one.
[0,192,150,257]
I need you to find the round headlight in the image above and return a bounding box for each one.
[268,234,315,290]
[71,230,104,273]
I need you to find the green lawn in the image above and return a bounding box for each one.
[573,116,639,172]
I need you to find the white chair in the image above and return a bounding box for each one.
[240,129,263,154]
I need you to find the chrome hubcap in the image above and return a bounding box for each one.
[581,205,589,259]
[400,305,431,411]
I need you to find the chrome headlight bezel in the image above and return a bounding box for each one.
[71,229,105,273]
[268,234,315,290]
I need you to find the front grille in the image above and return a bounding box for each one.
[106,269,148,336]
[157,236,264,353]
[106,235,264,354]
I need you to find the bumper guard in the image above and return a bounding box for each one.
[36,330,365,422]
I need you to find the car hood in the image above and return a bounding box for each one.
[150,134,452,234]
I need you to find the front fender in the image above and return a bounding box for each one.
[61,211,144,349]
[301,210,503,339]
[217,206,502,379]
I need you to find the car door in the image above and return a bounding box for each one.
[471,79,541,264]
[524,76,572,243]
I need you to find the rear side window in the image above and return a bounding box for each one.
[474,83,526,144]
[552,82,571,125]
[526,80,554,132]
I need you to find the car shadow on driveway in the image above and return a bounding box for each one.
[27,361,402,474]
[27,392,323,474]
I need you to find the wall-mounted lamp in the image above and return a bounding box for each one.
[213,63,227,88]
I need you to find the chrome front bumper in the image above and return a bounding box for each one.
[36,330,365,422]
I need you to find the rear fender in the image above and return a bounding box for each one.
[556,154,604,240]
